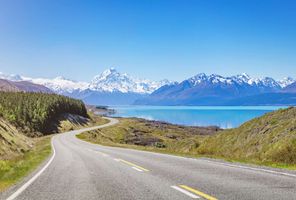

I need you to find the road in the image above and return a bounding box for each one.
[2,117,296,200]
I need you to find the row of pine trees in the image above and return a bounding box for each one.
[0,92,88,133]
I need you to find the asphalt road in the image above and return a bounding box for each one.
[2,117,296,200]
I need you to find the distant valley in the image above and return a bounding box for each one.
[0,69,295,106]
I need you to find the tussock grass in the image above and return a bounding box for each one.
[77,118,219,155]
[78,107,296,170]
[0,136,51,192]
[197,107,296,166]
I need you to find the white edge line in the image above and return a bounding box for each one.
[132,167,143,172]
[6,118,117,200]
[171,186,200,199]
[202,159,296,178]
[6,138,56,200]
[99,141,296,178]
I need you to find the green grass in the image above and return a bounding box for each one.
[0,136,52,192]
[77,117,218,154]
[197,107,296,165]
[77,107,296,170]
[0,114,108,192]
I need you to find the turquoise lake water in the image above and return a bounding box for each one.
[110,106,287,128]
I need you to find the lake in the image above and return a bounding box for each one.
[109,106,286,128]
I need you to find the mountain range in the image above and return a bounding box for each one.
[135,73,296,106]
[0,79,52,93]
[0,69,295,106]
[0,69,173,105]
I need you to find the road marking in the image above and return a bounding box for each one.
[88,149,109,157]
[201,159,296,178]
[6,138,56,200]
[99,152,109,157]
[180,185,218,200]
[116,159,149,172]
[171,186,200,199]
[113,158,121,162]
[132,167,143,172]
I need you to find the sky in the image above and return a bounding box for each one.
[0,0,295,82]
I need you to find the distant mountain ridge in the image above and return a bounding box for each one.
[135,73,296,106]
[0,79,52,93]
[0,69,295,105]
[0,68,173,105]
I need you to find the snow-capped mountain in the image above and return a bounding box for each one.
[0,72,23,81]
[89,68,172,93]
[0,69,295,105]
[0,69,174,105]
[0,68,171,95]
[278,77,295,88]
[135,73,296,106]
[23,76,89,94]
[188,73,282,89]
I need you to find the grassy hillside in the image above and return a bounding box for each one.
[197,107,296,165]
[0,117,51,192]
[0,136,51,192]
[0,118,33,160]
[77,118,220,154]
[0,92,108,192]
[0,92,87,134]
[78,107,296,168]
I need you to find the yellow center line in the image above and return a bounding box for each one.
[179,185,218,200]
[117,159,149,172]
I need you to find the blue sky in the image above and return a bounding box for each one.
[0,0,295,81]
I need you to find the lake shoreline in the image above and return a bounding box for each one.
[108,105,286,128]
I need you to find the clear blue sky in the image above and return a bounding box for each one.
[0,0,295,81]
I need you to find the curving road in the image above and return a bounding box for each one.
[2,117,296,200]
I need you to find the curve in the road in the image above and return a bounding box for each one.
[5,117,118,200]
[3,116,296,200]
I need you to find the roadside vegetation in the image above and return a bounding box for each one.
[0,92,87,134]
[0,92,108,192]
[197,107,296,168]
[77,118,221,155]
[0,136,51,192]
[78,107,296,169]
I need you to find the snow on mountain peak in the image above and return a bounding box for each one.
[29,77,89,93]
[233,73,251,83]
[0,70,294,94]
[187,73,288,89]
[0,72,23,81]
[89,68,171,93]
[278,77,295,88]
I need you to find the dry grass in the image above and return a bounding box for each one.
[77,117,219,154]
[78,107,296,169]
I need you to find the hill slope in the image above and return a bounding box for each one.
[283,82,296,93]
[0,79,51,93]
[0,92,108,192]
[0,92,88,134]
[0,118,33,159]
[78,107,296,167]
[197,107,296,164]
